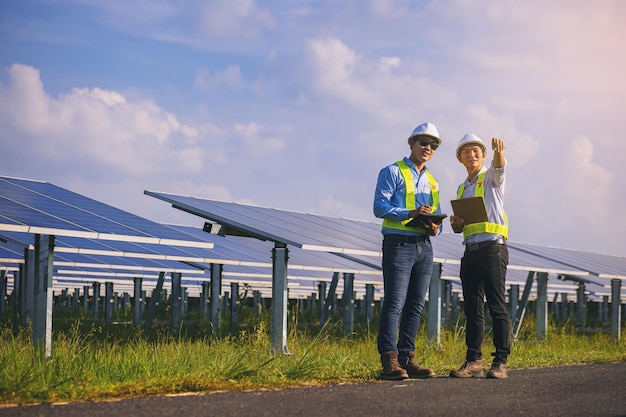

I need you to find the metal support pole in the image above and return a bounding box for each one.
[133,277,142,327]
[144,271,166,331]
[105,282,114,325]
[33,234,55,358]
[12,265,22,325]
[320,274,339,329]
[536,272,548,341]
[92,282,100,319]
[427,262,442,344]
[210,263,223,336]
[513,271,536,341]
[443,280,452,324]
[611,279,621,340]
[73,287,80,314]
[508,284,519,322]
[170,272,182,335]
[365,283,374,327]
[0,270,6,321]
[201,282,209,319]
[22,249,35,327]
[342,273,354,336]
[253,290,261,312]
[560,292,568,324]
[601,295,609,324]
[83,285,90,317]
[230,282,239,331]
[576,283,586,326]
[271,242,289,354]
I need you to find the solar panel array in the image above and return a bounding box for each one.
[145,190,626,301]
[0,177,624,303]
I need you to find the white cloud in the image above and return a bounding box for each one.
[0,63,213,177]
[232,122,286,157]
[302,37,457,127]
[194,65,245,91]
[195,0,276,38]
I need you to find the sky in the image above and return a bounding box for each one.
[0,0,625,257]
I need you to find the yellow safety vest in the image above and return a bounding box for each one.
[456,171,508,239]
[382,160,439,234]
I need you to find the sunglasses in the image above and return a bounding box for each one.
[418,139,439,151]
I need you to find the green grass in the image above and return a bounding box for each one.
[1,318,625,406]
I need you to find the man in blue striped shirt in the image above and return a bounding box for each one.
[373,122,444,380]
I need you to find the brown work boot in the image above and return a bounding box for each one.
[379,351,409,380]
[449,360,484,378]
[486,362,507,379]
[399,351,436,378]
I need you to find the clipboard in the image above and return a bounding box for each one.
[406,212,448,227]
[450,196,488,225]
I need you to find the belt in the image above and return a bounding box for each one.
[384,234,430,243]
[465,238,505,252]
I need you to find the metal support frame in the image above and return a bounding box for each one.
[601,296,609,323]
[105,282,114,325]
[133,277,142,327]
[72,287,80,314]
[508,284,519,323]
[576,283,587,325]
[210,263,223,335]
[536,272,549,341]
[271,242,289,354]
[21,249,35,326]
[170,272,182,334]
[33,234,55,358]
[0,270,6,320]
[201,282,209,319]
[611,279,622,340]
[253,290,261,312]
[427,262,442,344]
[92,282,100,319]
[318,282,327,319]
[442,280,452,324]
[342,272,354,336]
[12,265,22,324]
[230,282,239,331]
[320,272,340,329]
[560,292,568,323]
[143,271,166,331]
[513,271,536,341]
[365,283,374,327]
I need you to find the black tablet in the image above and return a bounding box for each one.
[407,213,448,227]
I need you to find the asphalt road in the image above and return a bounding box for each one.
[2,363,625,417]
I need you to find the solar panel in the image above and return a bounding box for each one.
[145,191,381,255]
[0,176,212,248]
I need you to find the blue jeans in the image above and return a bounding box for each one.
[377,234,433,356]
[460,242,511,364]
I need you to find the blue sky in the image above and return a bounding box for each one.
[1,0,625,257]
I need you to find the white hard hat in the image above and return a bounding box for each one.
[408,122,442,145]
[456,133,486,156]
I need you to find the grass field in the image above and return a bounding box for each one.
[1,313,625,406]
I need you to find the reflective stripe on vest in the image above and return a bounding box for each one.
[456,171,508,239]
[382,160,439,233]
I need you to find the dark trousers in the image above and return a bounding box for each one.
[460,242,511,364]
